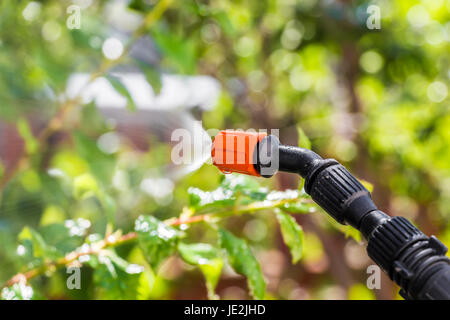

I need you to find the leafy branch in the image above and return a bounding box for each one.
[2,175,313,300]
[1,231,137,290]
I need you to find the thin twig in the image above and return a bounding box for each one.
[1,231,138,289]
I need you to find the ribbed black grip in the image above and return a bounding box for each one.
[367,217,426,273]
[367,217,450,300]
[305,162,377,227]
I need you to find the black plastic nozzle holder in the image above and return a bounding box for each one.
[303,159,377,228]
[255,136,450,300]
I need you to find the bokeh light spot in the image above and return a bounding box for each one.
[359,51,384,74]
[427,81,448,102]
[102,37,124,60]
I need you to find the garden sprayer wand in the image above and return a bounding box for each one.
[211,130,450,300]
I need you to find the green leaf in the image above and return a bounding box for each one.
[99,193,117,225]
[128,0,153,12]
[135,215,181,270]
[348,283,376,300]
[188,188,203,208]
[73,131,116,184]
[298,178,305,192]
[360,179,374,193]
[187,186,235,209]
[213,11,235,36]
[275,211,304,264]
[281,201,313,214]
[152,30,196,74]
[17,219,90,264]
[344,225,362,243]
[73,173,99,200]
[39,219,91,254]
[135,269,155,300]
[105,75,137,111]
[19,170,41,192]
[220,174,261,192]
[18,226,61,261]
[144,67,162,94]
[266,189,315,214]
[17,118,38,154]
[178,242,220,266]
[178,242,223,299]
[324,214,362,242]
[218,229,265,299]
[136,60,162,94]
[80,102,108,132]
[266,189,300,201]
[1,283,35,300]
[40,205,66,226]
[188,174,268,210]
[297,126,311,150]
[91,250,144,299]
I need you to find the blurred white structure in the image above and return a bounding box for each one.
[65,71,220,204]
[66,73,221,111]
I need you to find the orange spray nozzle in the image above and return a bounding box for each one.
[211,130,267,177]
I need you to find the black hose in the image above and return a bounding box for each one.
[255,135,450,300]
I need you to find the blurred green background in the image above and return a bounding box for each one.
[0,0,449,300]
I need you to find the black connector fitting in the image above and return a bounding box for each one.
[255,135,450,300]
[257,137,378,228]
[304,160,378,228]
[366,215,450,299]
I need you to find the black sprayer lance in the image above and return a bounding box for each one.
[211,130,450,300]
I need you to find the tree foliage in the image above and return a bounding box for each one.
[0,0,448,300]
